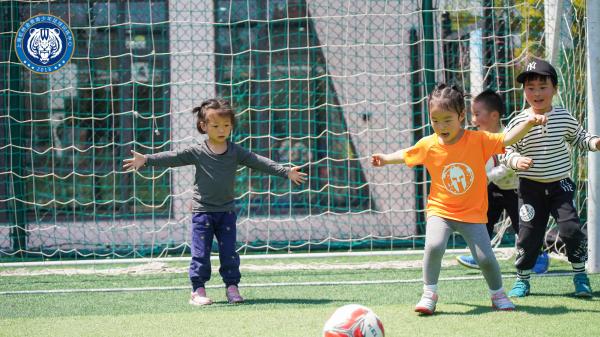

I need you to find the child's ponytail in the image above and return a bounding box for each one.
[192,98,236,134]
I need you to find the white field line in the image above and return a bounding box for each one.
[0,260,456,277]
[0,272,576,296]
[0,250,518,277]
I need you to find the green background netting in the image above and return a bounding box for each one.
[0,0,589,260]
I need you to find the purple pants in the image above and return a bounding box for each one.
[189,212,240,290]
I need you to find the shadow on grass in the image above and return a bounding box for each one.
[515,291,600,299]
[223,298,339,306]
[434,302,600,316]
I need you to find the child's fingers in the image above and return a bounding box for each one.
[292,173,307,185]
[290,165,309,172]
[519,158,533,170]
[371,154,383,166]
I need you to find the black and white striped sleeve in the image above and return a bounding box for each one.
[563,109,600,151]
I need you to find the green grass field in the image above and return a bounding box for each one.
[1,254,599,337]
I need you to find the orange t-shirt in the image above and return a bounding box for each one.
[402,130,505,224]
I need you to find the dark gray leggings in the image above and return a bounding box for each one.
[423,216,503,291]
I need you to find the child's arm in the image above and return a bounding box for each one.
[237,146,307,185]
[487,155,510,182]
[565,115,600,152]
[371,150,406,167]
[123,148,195,171]
[503,114,547,146]
[488,165,509,182]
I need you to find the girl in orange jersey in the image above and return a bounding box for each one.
[371,84,546,315]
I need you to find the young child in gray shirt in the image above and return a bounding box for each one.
[123,98,306,305]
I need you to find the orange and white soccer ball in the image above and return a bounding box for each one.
[322,304,385,337]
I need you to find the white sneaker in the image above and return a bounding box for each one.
[491,290,515,311]
[189,287,213,306]
[414,290,438,315]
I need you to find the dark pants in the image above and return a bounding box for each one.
[487,183,519,238]
[189,212,241,290]
[515,178,587,270]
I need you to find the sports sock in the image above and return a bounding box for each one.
[423,284,438,293]
[571,262,585,274]
[516,269,532,281]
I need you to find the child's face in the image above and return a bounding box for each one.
[523,77,556,114]
[470,100,499,132]
[430,103,465,145]
[201,109,233,144]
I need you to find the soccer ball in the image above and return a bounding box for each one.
[322,304,385,337]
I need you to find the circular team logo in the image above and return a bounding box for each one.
[14,15,75,73]
[441,163,474,195]
[519,204,535,222]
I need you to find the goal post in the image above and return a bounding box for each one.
[587,0,600,273]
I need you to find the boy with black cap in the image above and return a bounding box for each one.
[504,57,600,298]
[456,89,549,274]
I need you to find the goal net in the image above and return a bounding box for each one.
[0,0,589,261]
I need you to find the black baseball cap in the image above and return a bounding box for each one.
[516,58,558,84]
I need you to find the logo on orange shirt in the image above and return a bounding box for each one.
[441,163,475,195]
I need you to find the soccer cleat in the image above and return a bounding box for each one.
[456,255,479,269]
[414,290,438,315]
[508,279,530,298]
[491,291,516,311]
[573,273,593,298]
[532,252,550,274]
[226,285,245,304]
[189,287,213,306]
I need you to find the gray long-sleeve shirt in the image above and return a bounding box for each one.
[145,141,290,212]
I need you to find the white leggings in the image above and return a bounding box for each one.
[423,216,503,291]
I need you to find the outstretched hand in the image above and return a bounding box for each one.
[123,150,147,171]
[527,114,547,126]
[288,166,307,185]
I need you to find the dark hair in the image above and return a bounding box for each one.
[428,83,467,116]
[473,89,504,117]
[520,73,558,87]
[192,98,236,134]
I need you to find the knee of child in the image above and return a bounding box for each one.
[425,242,446,257]
[476,255,496,270]
[559,227,584,241]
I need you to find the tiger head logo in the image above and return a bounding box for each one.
[26,28,63,65]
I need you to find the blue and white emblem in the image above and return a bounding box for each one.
[15,15,75,73]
